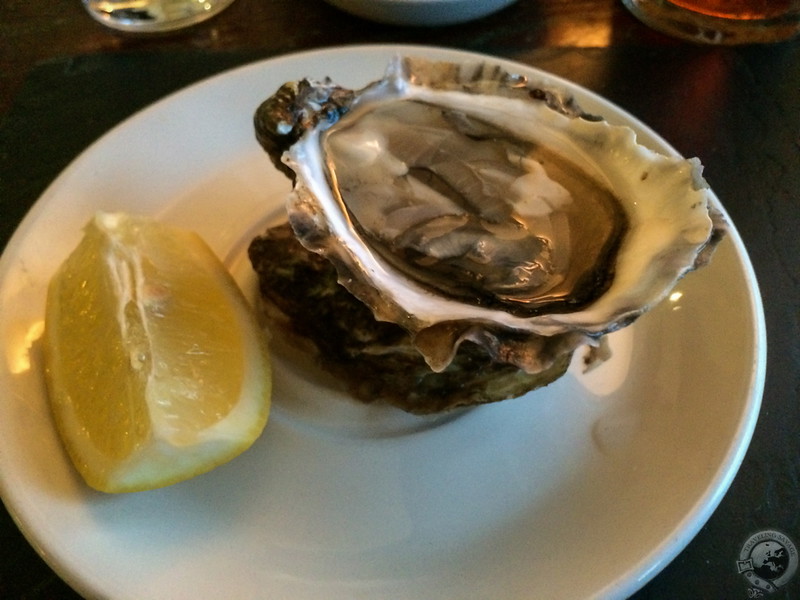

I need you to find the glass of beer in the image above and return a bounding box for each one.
[622,0,800,44]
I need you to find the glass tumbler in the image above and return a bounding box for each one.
[622,0,800,44]
[82,0,238,32]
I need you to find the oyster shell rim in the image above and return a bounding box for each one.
[256,55,725,372]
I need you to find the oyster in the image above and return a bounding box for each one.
[252,56,724,400]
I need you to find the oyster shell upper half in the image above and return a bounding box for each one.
[254,56,725,374]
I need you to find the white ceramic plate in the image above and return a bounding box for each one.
[323,0,516,26]
[0,45,766,599]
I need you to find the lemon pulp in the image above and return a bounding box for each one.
[43,212,271,493]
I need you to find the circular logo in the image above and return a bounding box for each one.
[737,530,798,594]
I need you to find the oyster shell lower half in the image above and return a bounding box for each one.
[248,223,572,414]
[252,56,725,404]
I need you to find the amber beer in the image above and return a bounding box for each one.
[670,0,793,20]
[622,0,800,43]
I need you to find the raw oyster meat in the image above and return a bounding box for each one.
[251,56,724,409]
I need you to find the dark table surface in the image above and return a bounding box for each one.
[1,1,798,598]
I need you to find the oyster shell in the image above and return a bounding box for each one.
[248,222,574,414]
[253,56,724,379]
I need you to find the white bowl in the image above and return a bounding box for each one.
[323,0,517,26]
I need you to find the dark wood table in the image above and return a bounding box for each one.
[1,1,798,598]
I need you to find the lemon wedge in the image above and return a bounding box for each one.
[43,212,271,493]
